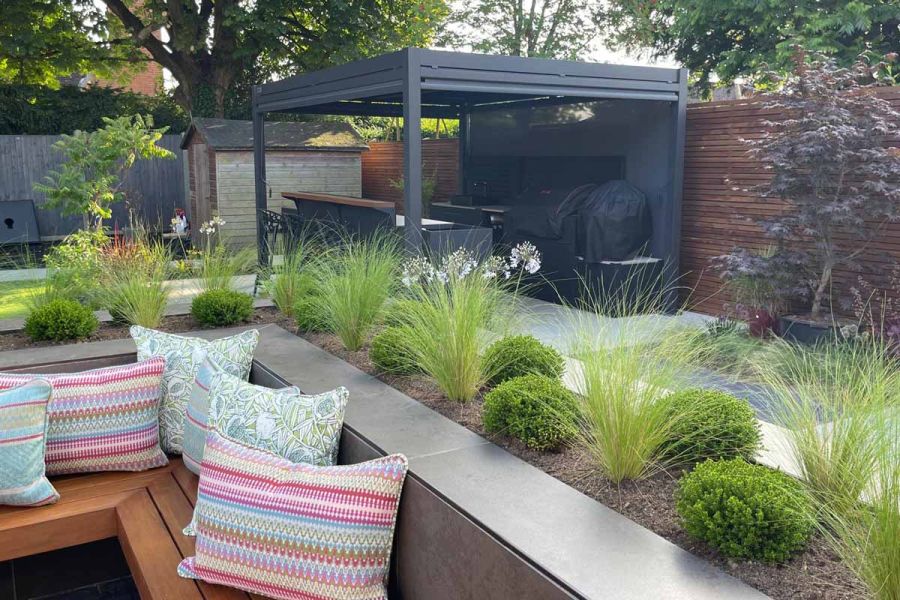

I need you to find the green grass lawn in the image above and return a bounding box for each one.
[0,280,44,319]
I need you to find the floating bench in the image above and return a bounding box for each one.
[0,459,253,600]
[0,325,769,600]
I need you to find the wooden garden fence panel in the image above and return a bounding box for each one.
[0,134,185,239]
[361,139,459,213]
[680,87,900,316]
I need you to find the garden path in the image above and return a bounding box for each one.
[513,297,800,477]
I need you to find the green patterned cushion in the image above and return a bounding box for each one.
[184,371,348,536]
[130,326,259,454]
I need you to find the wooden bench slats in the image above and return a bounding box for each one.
[0,459,257,599]
[117,489,205,600]
[147,477,251,600]
[0,491,133,561]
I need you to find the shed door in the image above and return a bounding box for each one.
[192,143,211,245]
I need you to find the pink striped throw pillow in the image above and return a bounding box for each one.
[178,430,408,600]
[0,358,169,475]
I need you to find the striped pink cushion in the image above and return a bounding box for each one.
[0,358,169,475]
[178,430,408,600]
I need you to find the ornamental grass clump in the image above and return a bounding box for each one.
[569,278,712,482]
[818,420,900,600]
[309,231,401,351]
[369,327,419,375]
[755,336,900,515]
[25,298,99,341]
[483,335,565,385]
[676,458,813,563]
[661,388,761,464]
[194,217,256,293]
[396,243,540,403]
[483,374,578,450]
[264,240,317,318]
[101,236,171,328]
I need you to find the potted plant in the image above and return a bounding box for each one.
[716,247,786,338]
[716,51,900,343]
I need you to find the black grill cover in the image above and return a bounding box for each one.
[579,180,651,261]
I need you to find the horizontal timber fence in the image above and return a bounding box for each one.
[0,134,185,239]
[361,139,459,213]
[360,89,900,317]
[681,87,900,316]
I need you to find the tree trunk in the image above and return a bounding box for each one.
[810,263,833,322]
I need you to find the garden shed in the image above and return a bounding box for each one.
[182,117,367,247]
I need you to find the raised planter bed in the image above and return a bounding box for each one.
[300,329,860,600]
[0,325,768,600]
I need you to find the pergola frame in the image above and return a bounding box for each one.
[252,47,688,259]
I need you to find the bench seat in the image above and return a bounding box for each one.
[0,459,258,600]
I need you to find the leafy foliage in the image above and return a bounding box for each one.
[97,0,447,115]
[440,0,597,59]
[0,0,141,87]
[676,459,812,563]
[600,0,900,91]
[715,54,900,321]
[662,389,761,464]
[483,334,564,385]
[33,115,174,227]
[483,374,578,450]
[191,289,254,327]
[43,229,108,306]
[0,85,187,135]
[25,298,99,341]
[369,327,420,375]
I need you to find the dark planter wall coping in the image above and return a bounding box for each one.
[0,324,769,600]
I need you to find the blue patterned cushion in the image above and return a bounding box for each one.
[0,379,59,506]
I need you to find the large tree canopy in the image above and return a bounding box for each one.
[599,0,900,90]
[0,0,140,86]
[440,0,597,60]
[2,0,448,117]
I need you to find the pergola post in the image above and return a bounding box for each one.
[252,86,269,269]
[402,49,423,252]
[457,105,469,195]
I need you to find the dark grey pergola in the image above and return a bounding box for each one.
[252,47,688,257]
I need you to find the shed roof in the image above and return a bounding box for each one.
[181,117,368,151]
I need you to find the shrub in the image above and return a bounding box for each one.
[370,327,419,375]
[191,289,253,327]
[483,374,578,450]
[662,389,761,464]
[483,335,564,385]
[25,299,99,341]
[676,459,812,563]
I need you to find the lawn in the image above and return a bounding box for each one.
[0,280,43,319]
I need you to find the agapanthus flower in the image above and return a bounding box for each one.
[509,242,541,274]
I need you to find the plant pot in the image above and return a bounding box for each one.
[778,315,839,344]
[747,308,778,338]
[421,223,493,261]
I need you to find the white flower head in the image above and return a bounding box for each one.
[509,242,541,274]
